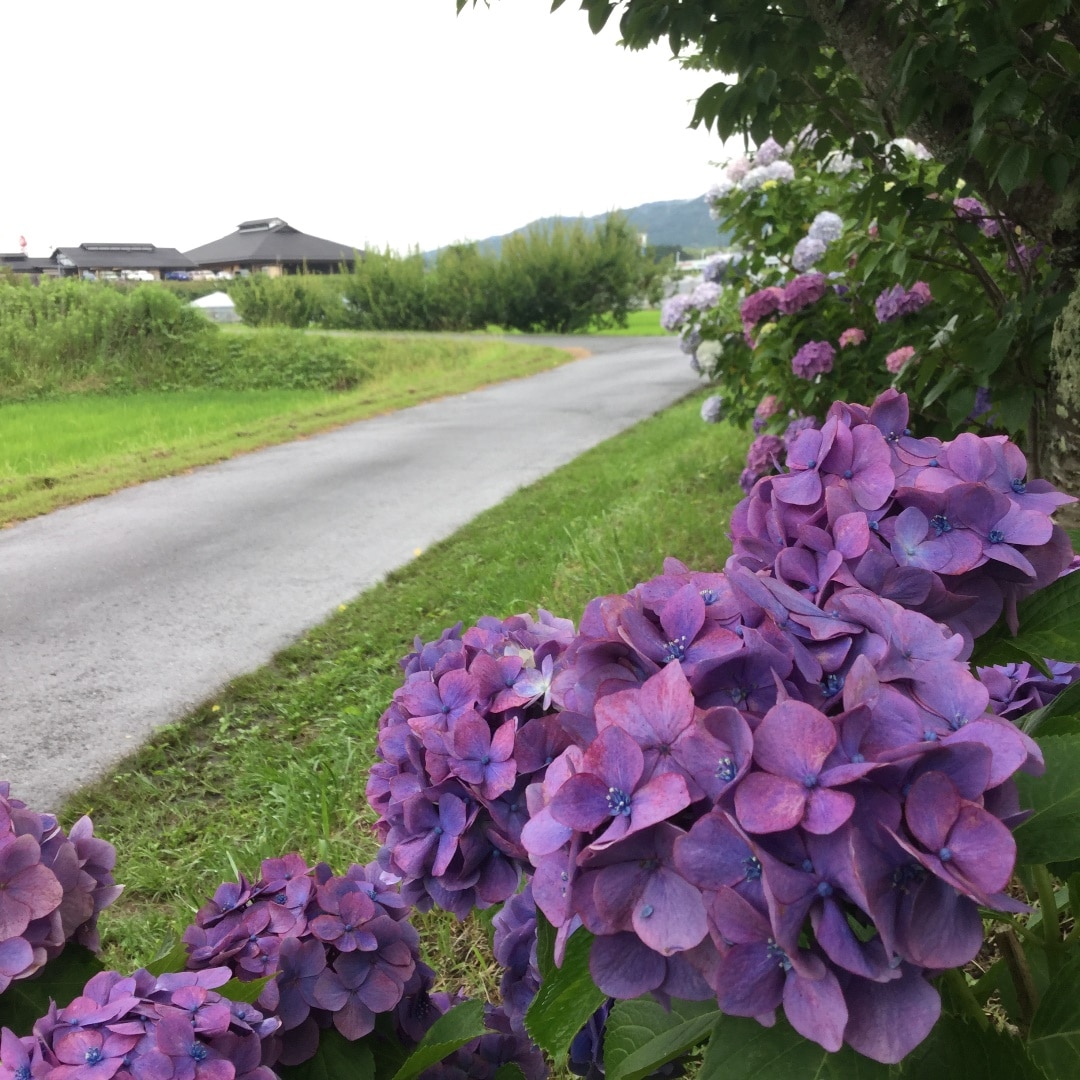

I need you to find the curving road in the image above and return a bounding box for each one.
[0,336,697,812]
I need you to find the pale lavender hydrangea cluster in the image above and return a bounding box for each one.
[0,784,121,994]
[792,212,846,272]
[706,137,795,210]
[1,967,279,1080]
[367,613,576,916]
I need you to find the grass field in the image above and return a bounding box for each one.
[0,336,578,525]
[58,391,748,993]
[587,308,665,335]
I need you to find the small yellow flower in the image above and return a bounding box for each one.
[761,180,779,191]
[211,704,220,713]
[957,178,966,190]
[338,604,347,612]
[414,548,423,557]
[757,322,778,338]
[884,181,896,191]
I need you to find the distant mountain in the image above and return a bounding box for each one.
[429,196,729,259]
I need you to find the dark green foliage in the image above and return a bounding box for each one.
[228,274,325,328]
[494,213,651,333]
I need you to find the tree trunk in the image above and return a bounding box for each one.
[1037,278,1080,528]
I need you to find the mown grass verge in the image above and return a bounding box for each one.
[0,336,578,525]
[586,308,665,335]
[59,392,749,996]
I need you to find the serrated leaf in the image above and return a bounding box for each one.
[0,944,104,1036]
[219,974,271,1005]
[1028,950,1080,1076]
[144,939,189,976]
[392,999,487,1080]
[277,1029,375,1080]
[697,1014,891,1078]
[605,996,720,1080]
[971,571,1080,668]
[1014,735,1080,864]
[1019,680,1080,736]
[526,914,607,1066]
[901,1013,1043,1079]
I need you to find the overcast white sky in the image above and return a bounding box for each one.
[2,0,738,257]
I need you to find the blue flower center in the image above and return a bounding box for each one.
[923,730,939,741]
[766,940,792,971]
[806,459,817,469]
[929,514,952,536]
[851,752,865,763]
[15,1067,31,1080]
[843,469,853,479]
[743,856,763,881]
[869,519,880,531]
[821,673,844,696]
[85,1048,104,1066]
[662,636,688,663]
[700,588,717,605]
[929,458,939,467]
[433,826,443,836]
[816,880,833,897]
[189,1043,209,1062]
[939,847,953,862]
[606,787,632,816]
[715,756,737,782]
[802,859,814,873]
[803,774,818,789]
[1011,477,1027,494]
[640,904,654,918]
[480,754,491,766]
[989,529,1005,544]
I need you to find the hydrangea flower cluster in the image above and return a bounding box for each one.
[182,855,419,1068]
[875,282,932,323]
[729,388,1075,642]
[791,341,835,380]
[366,612,576,916]
[0,967,279,1080]
[979,660,1080,724]
[0,783,120,993]
[371,388,1076,1066]
[660,282,724,334]
[700,395,724,424]
[705,138,795,208]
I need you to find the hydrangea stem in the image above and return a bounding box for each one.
[942,967,988,1031]
[999,927,1039,1033]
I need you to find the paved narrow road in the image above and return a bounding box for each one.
[1,337,697,812]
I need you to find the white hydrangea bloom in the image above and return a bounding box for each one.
[697,339,723,377]
[762,161,795,182]
[792,236,828,271]
[808,211,844,243]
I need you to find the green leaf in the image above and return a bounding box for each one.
[1044,153,1071,195]
[698,1014,891,1078]
[604,997,721,1080]
[994,143,1031,198]
[219,974,271,1005]
[0,944,104,1036]
[901,1013,1044,1079]
[392,1000,487,1080]
[1028,950,1080,1076]
[1014,735,1080,864]
[277,1029,376,1080]
[494,1066,528,1080]
[525,914,607,1066]
[144,938,189,976]
[971,570,1080,667]
[1018,680,1080,736]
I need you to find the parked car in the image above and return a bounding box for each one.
[164,271,191,281]
[121,269,156,282]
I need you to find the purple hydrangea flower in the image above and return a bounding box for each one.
[808,212,844,243]
[791,340,836,379]
[700,395,724,424]
[780,274,827,315]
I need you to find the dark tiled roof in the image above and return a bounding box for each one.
[0,253,56,272]
[184,218,359,267]
[52,244,197,271]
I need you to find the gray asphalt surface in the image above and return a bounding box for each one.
[1,336,698,812]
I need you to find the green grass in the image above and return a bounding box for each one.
[587,308,666,335]
[59,391,749,989]
[0,336,578,525]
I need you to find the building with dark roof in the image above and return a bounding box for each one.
[52,243,197,279]
[0,252,58,277]
[184,218,360,276]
